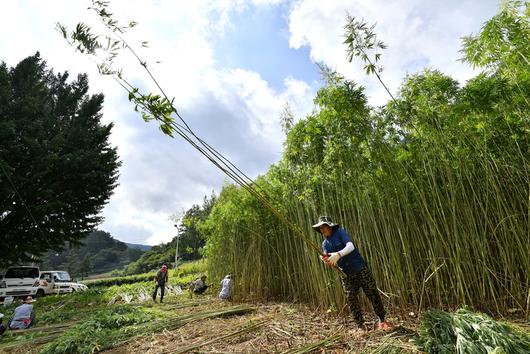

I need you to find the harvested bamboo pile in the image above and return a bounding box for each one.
[415,308,530,354]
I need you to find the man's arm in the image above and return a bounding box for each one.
[337,229,355,257]
[338,242,355,257]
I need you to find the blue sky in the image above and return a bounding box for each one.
[214,3,320,91]
[0,0,499,245]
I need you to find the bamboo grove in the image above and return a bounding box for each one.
[202,2,529,314]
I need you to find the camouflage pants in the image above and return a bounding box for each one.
[342,266,386,326]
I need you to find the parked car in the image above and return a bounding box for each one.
[37,271,88,296]
[0,266,40,300]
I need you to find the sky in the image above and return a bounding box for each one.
[0,0,499,245]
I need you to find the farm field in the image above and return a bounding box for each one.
[1,262,528,353]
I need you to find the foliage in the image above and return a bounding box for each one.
[343,13,396,104]
[103,281,153,301]
[39,306,155,354]
[414,309,456,354]
[38,230,146,277]
[415,308,530,354]
[204,1,529,314]
[82,272,156,287]
[125,196,215,274]
[0,289,106,339]
[461,0,530,79]
[173,259,207,279]
[83,259,205,287]
[78,257,91,278]
[0,53,120,266]
[177,193,217,261]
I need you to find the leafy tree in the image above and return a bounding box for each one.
[178,194,216,260]
[78,256,91,278]
[125,247,144,262]
[0,53,120,265]
[125,193,216,274]
[124,243,172,274]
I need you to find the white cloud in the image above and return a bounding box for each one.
[288,0,499,105]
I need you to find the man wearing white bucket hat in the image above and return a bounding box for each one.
[313,216,391,331]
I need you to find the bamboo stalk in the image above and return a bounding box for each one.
[0,333,63,350]
[6,322,78,336]
[165,320,268,354]
[281,334,341,354]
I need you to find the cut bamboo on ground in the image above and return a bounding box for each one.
[281,334,342,354]
[164,320,268,354]
[0,305,256,353]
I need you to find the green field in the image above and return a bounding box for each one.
[1,259,528,354]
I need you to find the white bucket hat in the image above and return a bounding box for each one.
[312,216,339,232]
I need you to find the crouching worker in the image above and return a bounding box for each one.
[313,216,392,331]
[8,296,36,330]
[219,274,233,300]
[0,314,6,335]
[191,275,208,295]
[152,264,169,303]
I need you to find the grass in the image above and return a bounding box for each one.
[0,260,209,353]
[38,306,156,354]
[82,259,206,287]
[81,273,156,287]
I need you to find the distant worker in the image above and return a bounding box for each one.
[8,296,36,330]
[152,264,169,303]
[313,216,392,331]
[219,274,233,300]
[191,274,208,295]
[0,313,6,335]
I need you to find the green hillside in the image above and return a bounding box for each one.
[38,230,146,277]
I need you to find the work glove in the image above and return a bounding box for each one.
[320,254,332,267]
[327,252,341,266]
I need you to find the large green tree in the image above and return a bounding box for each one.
[0,53,120,266]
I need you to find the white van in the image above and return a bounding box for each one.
[0,266,40,300]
